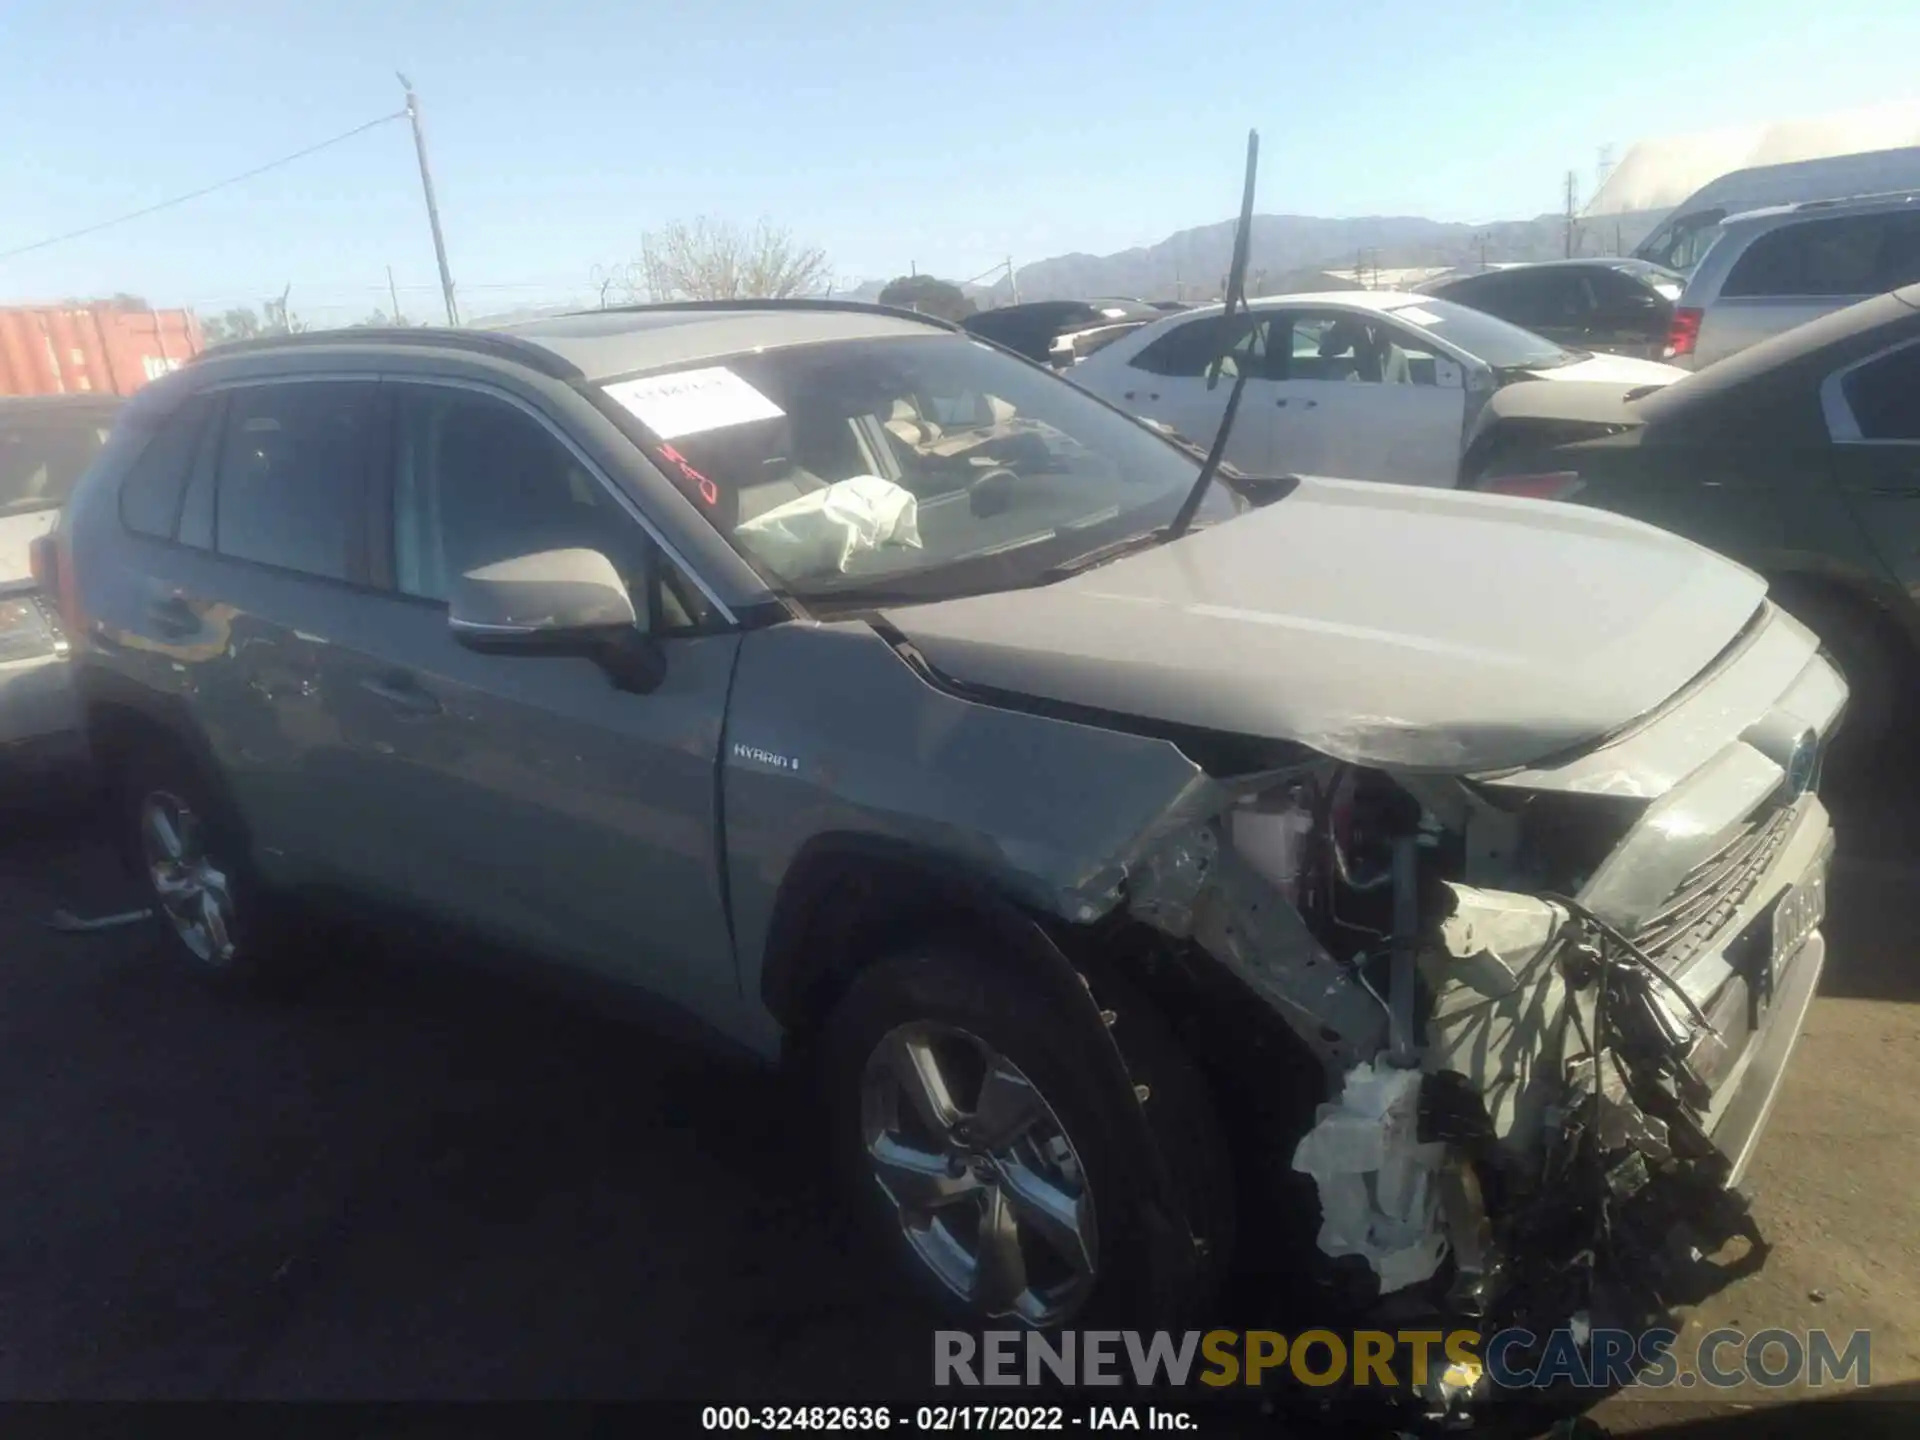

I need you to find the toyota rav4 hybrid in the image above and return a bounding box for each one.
[43,303,1841,1411]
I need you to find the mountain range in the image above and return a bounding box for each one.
[845,207,1667,305]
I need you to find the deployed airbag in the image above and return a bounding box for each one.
[736,475,923,576]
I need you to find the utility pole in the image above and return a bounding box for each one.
[386,265,404,325]
[1006,256,1019,304]
[399,74,459,325]
[1563,170,1580,259]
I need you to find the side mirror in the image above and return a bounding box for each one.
[450,547,664,691]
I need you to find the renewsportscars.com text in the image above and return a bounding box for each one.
[934,1327,1871,1391]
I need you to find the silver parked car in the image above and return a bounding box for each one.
[1666,190,1920,368]
[43,304,1843,1398]
[2,394,117,772]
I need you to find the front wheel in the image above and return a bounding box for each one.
[823,940,1233,1329]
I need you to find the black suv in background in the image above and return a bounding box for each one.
[1421,258,1682,359]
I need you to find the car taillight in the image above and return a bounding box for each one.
[1480,471,1585,501]
[28,532,80,638]
[1663,306,1702,359]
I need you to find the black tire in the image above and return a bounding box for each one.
[822,938,1233,1330]
[120,744,303,994]
[1768,580,1909,766]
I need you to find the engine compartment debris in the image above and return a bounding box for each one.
[1114,751,1814,1417]
[1291,1060,1448,1293]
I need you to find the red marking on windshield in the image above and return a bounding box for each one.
[658,442,719,507]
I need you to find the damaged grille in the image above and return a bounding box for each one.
[1629,805,1797,970]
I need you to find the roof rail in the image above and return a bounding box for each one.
[571,297,964,333]
[187,326,584,380]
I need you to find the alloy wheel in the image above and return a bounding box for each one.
[861,1021,1098,1326]
[139,791,238,966]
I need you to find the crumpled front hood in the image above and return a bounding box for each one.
[883,477,1767,772]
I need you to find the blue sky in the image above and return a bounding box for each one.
[4,0,1918,325]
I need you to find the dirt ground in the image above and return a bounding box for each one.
[0,762,1915,1433]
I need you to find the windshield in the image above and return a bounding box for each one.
[1636,209,1728,274]
[0,414,113,516]
[1377,296,1576,370]
[596,333,1243,604]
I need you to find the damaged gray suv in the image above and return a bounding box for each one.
[47,302,1842,1378]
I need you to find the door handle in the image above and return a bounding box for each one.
[1868,485,1920,498]
[360,674,442,716]
[1123,390,1159,402]
[1275,398,1288,407]
[1300,399,1318,410]
[145,594,197,638]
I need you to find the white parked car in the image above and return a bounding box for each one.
[1069,291,1688,487]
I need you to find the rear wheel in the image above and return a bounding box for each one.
[122,748,303,992]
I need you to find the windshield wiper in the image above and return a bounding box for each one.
[1166,129,1261,540]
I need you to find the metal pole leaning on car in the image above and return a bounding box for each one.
[1166,128,1259,539]
[399,73,459,326]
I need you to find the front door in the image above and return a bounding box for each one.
[320,377,743,1020]
[1266,310,1468,486]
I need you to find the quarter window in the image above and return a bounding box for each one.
[213,382,375,580]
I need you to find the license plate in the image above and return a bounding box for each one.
[1771,861,1828,981]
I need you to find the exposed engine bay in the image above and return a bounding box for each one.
[1103,747,1833,1418]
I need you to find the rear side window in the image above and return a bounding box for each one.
[1128,313,1261,377]
[118,397,212,538]
[1722,214,1903,298]
[1842,343,1920,441]
[214,382,375,581]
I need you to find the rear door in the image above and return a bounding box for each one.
[321,376,742,1018]
[104,378,383,887]
[1825,336,1920,605]
[1098,311,1280,472]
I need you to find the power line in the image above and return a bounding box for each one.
[0,110,407,263]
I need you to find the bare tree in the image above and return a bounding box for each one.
[623,217,831,302]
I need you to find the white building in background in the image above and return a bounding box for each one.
[1584,98,1920,218]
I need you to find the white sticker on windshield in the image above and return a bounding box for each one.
[603,366,785,440]
[1392,306,1443,326]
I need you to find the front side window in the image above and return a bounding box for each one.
[597,333,1243,604]
[389,384,712,631]
[1278,312,1448,385]
[1,413,113,518]
[1841,343,1920,441]
[214,381,374,581]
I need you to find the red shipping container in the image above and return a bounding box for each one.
[0,305,204,398]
